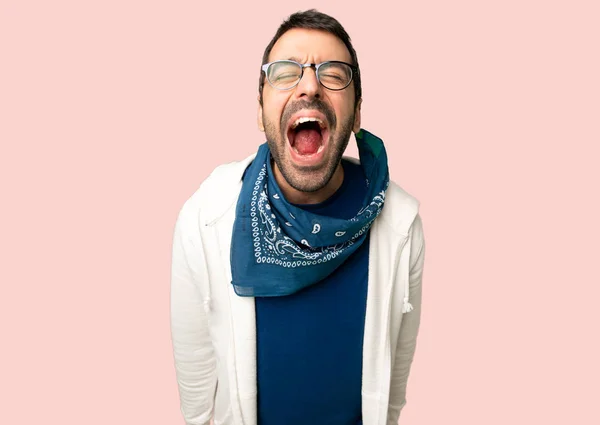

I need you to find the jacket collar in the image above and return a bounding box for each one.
[201,152,256,227]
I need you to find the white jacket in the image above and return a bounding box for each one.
[170,152,426,425]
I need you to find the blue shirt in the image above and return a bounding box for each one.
[255,159,370,425]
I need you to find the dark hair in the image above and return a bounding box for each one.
[258,9,361,106]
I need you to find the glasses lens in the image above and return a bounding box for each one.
[267,61,302,89]
[318,62,353,90]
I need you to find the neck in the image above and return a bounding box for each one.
[272,161,344,205]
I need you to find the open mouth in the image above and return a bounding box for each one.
[286,116,328,157]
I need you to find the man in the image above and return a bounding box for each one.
[170,9,425,425]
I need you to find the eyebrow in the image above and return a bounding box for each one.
[283,57,349,64]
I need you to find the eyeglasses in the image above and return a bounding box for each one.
[261,60,357,91]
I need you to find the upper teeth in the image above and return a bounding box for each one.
[291,117,325,129]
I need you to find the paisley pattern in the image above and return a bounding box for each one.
[249,163,387,268]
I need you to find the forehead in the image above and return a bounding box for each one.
[268,28,352,63]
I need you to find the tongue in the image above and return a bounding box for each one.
[293,128,322,155]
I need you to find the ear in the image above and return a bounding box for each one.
[257,95,265,132]
[352,98,362,133]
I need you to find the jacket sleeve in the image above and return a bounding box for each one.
[387,213,426,424]
[170,202,217,425]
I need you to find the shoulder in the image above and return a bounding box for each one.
[177,151,256,227]
[340,154,421,238]
[377,180,421,237]
[376,180,425,270]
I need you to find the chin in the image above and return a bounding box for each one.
[277,150,340,193]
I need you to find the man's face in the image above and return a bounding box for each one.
[258,28,361,194]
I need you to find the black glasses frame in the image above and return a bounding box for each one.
[261,60,358,91]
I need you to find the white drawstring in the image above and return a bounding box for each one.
[201,224,212,315]
[402,230,414,314]
[203,297,211,314]
[402,296,413,313]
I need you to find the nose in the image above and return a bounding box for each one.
[294,65,321,100]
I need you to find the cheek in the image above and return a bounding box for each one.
[262,95,289,126]
[328,91,355,114]
[332,100,356,125]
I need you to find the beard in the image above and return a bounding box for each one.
[263,98,355,193]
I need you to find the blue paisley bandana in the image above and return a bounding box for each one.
[230,129,389,297]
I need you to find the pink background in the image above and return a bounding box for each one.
[1,0,599,423]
